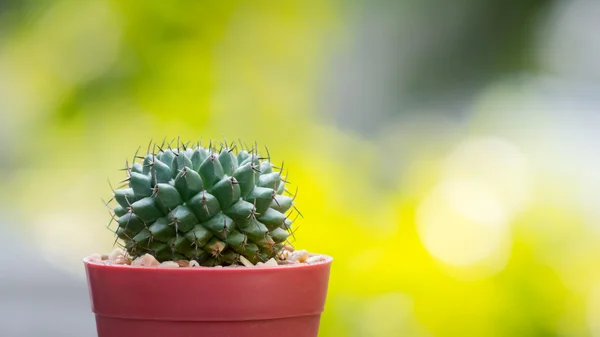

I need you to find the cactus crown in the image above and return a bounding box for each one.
[107,139,298,266]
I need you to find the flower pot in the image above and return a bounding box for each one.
[83,255,332,337]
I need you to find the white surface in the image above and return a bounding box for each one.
[0,222,96,337]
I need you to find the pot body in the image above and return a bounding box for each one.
[84,256,332,337]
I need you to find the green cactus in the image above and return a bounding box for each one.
[108,139,298,266]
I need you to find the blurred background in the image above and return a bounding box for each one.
[1,0,599,336]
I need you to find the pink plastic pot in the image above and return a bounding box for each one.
[83,256,332,337]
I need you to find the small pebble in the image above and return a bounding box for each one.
[175,260,190,268]
[189,260,200,267]
[131,254,160,267]
[108,248,126,262]
[114,256,132,265]
[88,253,103,263]
[263,258,278,267]
[277,250,290,260]
[288,250,309,263]
[160,261,180,268]
[306,256,326,264]
[239,255,254,267]
[278,260,299,265]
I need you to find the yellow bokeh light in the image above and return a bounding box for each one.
[417,179,511,271]
[442,137,532,217]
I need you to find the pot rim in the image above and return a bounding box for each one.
[83,253,333,271]
[84,253,333,322]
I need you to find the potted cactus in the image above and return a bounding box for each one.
[83,139,333,337]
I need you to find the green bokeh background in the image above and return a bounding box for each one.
[2,1,600,336]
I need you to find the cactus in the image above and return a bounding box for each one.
[107,139,299,266]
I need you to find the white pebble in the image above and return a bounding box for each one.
[288,250,309,263]
[306,255,326,264]
[239,255,254,267]
[88,253,103,263]
[160,261,180,268]
[189,260,200,267]
[263,258,278,267]
[131,254,160,267]
[279,260,299,265]
[108,248,126,262]
[114,256,131,265]
[277,250,290,260]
